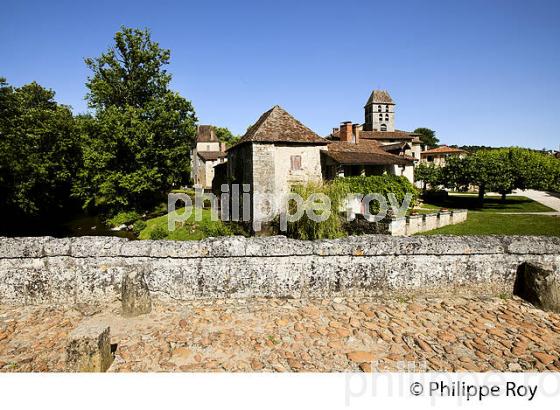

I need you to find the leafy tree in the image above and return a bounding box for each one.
[84,27,171,110]
[414,163,442,192]
[0,78,81,217]
[440,148,556,205]
[76,27,197,213]
[414,127,439,148]
[214,126,239,147]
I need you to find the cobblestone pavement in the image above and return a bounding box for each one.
[1,296,560,372]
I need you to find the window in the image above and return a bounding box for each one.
[380,124,387,131]
[378,105,382,112]
[206,145,210,151]
[290,155,302,170]
[385,114,389,119]
[427,156,434,162]
[385,105,389,112]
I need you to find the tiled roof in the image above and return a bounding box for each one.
[197,151,227,161]
[362,130,419,140]
[330,129,420,141]
[421,146,467,155]
[229,105,328,150]
[323,140,413,166]
[365,90,394,106]
[196,125,217,142]
[380,142,411,151]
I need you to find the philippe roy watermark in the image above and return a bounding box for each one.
[345,360,560,406]
[167,185,414,232]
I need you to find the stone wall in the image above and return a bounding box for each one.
[392,209,468,235]
[343,204,468,236]
[0,235,558,305]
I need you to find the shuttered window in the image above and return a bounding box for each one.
[290,155,302,170]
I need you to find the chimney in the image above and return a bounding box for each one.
[352,124,360,144]
[219,142,226,152]
[340,121,352,142]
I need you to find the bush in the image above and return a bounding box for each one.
[332,175,418,215]
[132,219,147,235]
[201,221,233,237]
[149,226,168,240]
[285,175,418,240]
[106,210,140,227]
[286,182,346,240]
[170,188,196,197]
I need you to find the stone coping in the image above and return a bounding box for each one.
[0,234,558,259]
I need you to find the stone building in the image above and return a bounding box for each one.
[224,105,328,228]
[190,125,227,189]
[420,145,467,167]
[321,121,414,181]
[330,90,424,164]
[219,105,416,230]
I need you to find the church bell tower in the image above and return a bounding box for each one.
[363,90,395,132]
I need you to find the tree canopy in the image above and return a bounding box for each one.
[414,127,439,148]
[414,162,442,192]
[0,78,81,217]
[440,147,560,203]
[84,27,172,110]
[214,126,239,147]
[75,27,197,213]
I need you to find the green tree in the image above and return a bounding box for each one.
[440,148,555,205]
[0,78,81,217]
[214,126,239,147]
[84,27,171,110]
[414,163,442,192]
[76,27,197,213]
[414,127,439,148]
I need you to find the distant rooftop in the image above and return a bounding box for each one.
[196,125,218,143]
[421,145,467,155]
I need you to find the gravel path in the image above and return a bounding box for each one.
[2,296,560,372]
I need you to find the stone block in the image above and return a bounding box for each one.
[122,269,152,317]
[514,262,560,313]
[66,323,112,372]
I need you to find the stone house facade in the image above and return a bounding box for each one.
[223,106,328,228]
[190,125,227,189]
[420,145,467,167]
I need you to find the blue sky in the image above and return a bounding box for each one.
[1,0,559,149]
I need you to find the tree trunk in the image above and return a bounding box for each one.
[478,184,485,206]
[501,192,507,203]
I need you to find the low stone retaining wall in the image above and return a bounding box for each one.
[390,209,468,235]
[0,235,558,305]
[342,210,468,236]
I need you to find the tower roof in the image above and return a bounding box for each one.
[365,90,394,106]
[196,125,218,142]
[229,105,327,149]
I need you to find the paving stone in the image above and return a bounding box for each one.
[1,295,560,372]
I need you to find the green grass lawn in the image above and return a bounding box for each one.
[139,206,235,240]
[418,212,560,236]
[420,194,555,213]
